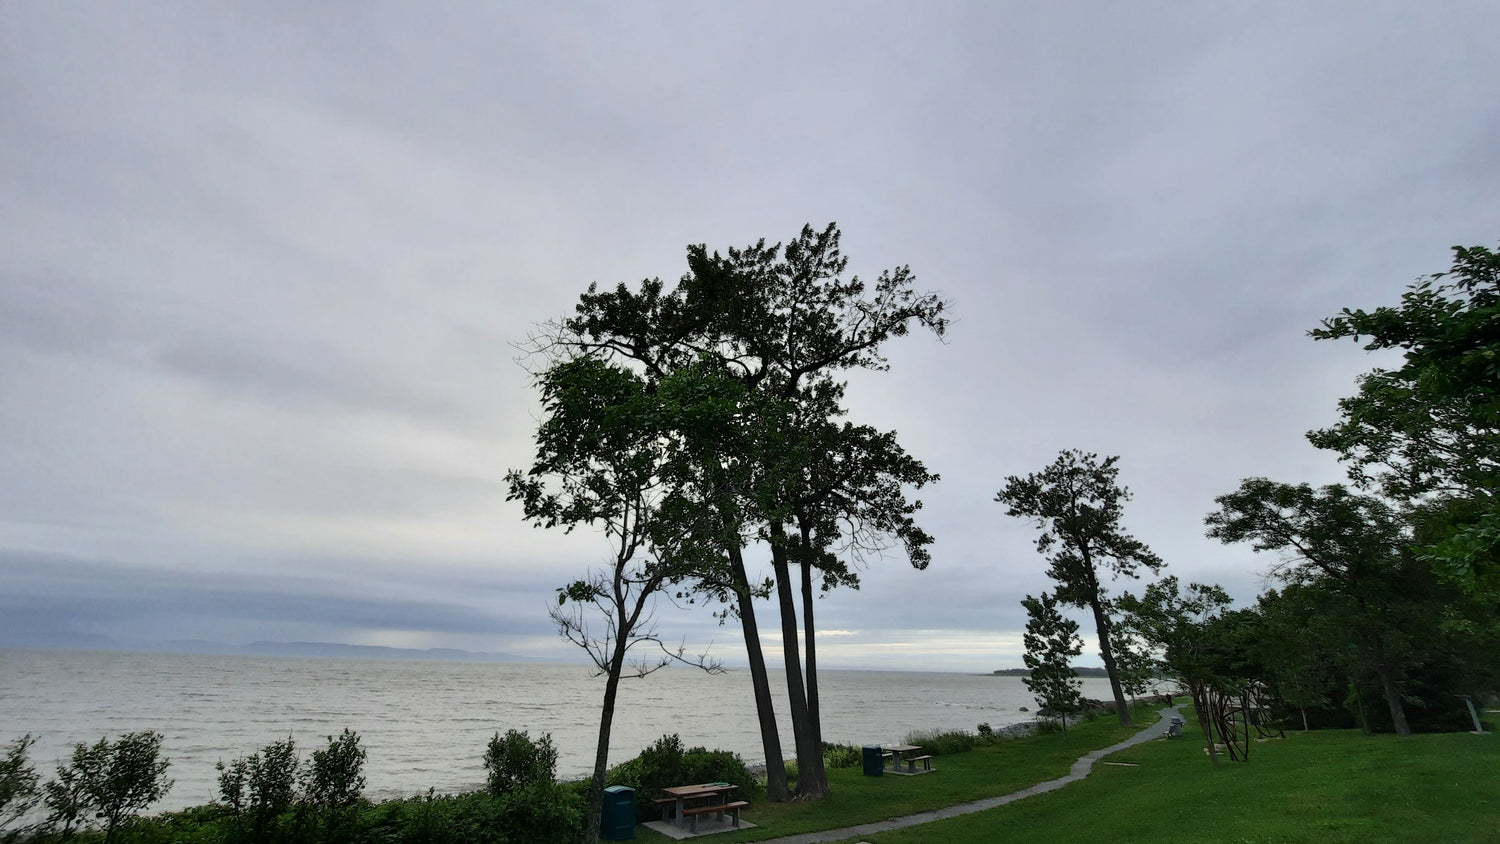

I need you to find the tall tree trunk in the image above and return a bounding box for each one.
[726,544,790,801]
[797,523,828,793]
[1374,663,1412,736]
[1193,683,1218,765]
[583,634,629,844]
[1088,598,1134,727]
[769,522,827,799]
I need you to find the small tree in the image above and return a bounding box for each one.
[1,735,40,840]
[46,731,172,843]
[484,730,557,796]
[1021,592,1084,733]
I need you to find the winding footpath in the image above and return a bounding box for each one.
[759,707,1182,844]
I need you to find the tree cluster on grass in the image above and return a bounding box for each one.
[996,451,1163,727]
[512,222,947,822]
[1091,237,1500,756]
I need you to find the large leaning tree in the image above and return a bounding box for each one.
[529,223,948,800]
[996,450,1164,727]
[1308,240,1499,600]
[506,356,721,842]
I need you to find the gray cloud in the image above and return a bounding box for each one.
[2,2,1497,669]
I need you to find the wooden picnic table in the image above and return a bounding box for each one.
[882,744,922,772]
[658,782,741,830]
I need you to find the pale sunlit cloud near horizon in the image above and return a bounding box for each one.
[2,2,1498,673]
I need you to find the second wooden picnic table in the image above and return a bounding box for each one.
[658,782,743,831]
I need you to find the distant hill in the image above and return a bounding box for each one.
[993,666,1110,678]
[243,641,530,662]
[1,634,530,663]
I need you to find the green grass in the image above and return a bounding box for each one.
[635,707,1500,844]
[634,706,1154,842]
[853,719,1500,844]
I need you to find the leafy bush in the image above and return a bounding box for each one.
[216,736,302,842]
[217,736,299,817]
[604,734,755,822]
[821,743,863,770]
[305,729,365,811]
[903,729,978,756]
[492,781,583,844]
[1,735,39,840]
[483,730,557,797]
[44,731,173,842]
[976,723,994,738]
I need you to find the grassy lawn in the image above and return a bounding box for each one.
[853,718,1500,844]
[633,706,1499,844]
[633,706,1156,842]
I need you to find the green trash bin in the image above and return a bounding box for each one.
[601,785,635,840]
[862,745,884,776]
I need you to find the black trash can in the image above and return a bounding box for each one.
[601,785,635,840]
[862,745,884,777]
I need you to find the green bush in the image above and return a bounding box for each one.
[305,729,365,812]
[483,730,557,797]
[903,729,979,756]
[216,736,301,843]
[821,743,863,770]
[604,734,756,822]
[44,731,173,842]
[1,734,40,841]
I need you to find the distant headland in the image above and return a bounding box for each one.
[993,666,1110,678]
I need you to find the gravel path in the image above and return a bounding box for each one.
[756,707,1181,844]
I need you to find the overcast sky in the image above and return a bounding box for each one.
[2,2,1496,672]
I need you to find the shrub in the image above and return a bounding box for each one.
[45,731,173,842]
[976,723,994,738]
[217,736,301,841]
[903,729,978,756]
[305,729,365,811]
[821,743,863,770]
[604,734,755,822]
[493,781,584,844]
[483,730,557,797]
[1,734,40,840]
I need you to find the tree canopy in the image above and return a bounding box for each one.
[997,450,1164,726]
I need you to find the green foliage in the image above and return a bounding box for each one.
[305,729,365,812]
[996,451,1164,607]
[1309,240,1499,597]
[214,735,304,843]
[1,734,39,840]
[602,734,756,822]
[1021,591,1085,732]
[44,731,172,842]
[482,730,557,797]
[216,735,299,819]
[902,729,979,756]
[997,450,1163,725]
[820,743,863,769]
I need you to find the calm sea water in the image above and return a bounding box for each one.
[0,649,1118,811]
